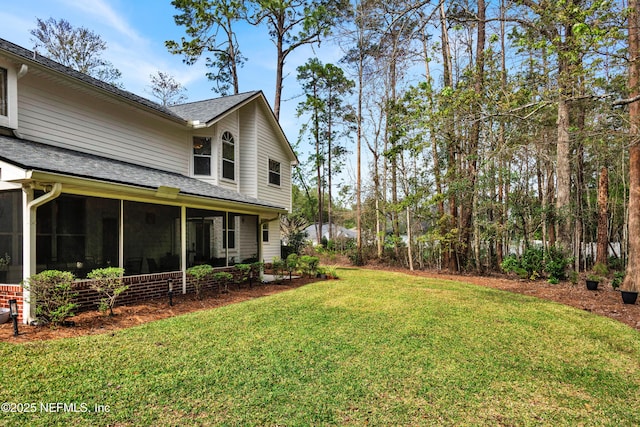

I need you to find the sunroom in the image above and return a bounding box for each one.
[0,135,285,321]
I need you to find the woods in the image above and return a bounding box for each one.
[168,1,635,278]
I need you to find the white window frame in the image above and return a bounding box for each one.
[221,131,235,181]
[262,223,269,243]
[193,136,212,176]
[268,159,281,187]
[0,59,18,130]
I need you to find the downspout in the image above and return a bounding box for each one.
[22,182,62,323]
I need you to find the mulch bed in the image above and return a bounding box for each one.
[0,276,320,342]
[2,268,639,342]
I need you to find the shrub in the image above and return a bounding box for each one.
[213,271,234,292]
[543,246,571,281]
[87,267,127,316]
[286,253,299,279]
[272,258,286,283]
[612,271,625,290]
[299,255,320,278]
[235,264,252,287]
[186,264,214,299]
[23,270,78,326]
[324,265,339,279]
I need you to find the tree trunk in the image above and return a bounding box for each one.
[624,0,640,292]
[596,167,609,266]
[556,93,572,251]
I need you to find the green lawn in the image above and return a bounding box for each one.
[1,269,639,426]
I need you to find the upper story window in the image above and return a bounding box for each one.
[0,60,18,130]
[193,136,212,176]
[0,67,7,117]
[268,159,281,186]
[221,131,235,181]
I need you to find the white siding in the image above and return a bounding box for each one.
[17,74,190,174]
[261,218,281,262]
[255,104,292,211]
[238,103,258,198]
[216,112,240,192]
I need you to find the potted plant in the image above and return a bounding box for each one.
[618,272,638,304]
[585,274,600,291]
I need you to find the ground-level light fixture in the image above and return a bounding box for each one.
[168,279,174,306]
[8,299,19,336]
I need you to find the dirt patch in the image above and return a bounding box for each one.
[0,277,320,342]
[2,268,639,342]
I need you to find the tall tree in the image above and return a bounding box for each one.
[623,0,640,293]
[246,0,351,118]
[148,71,188,107]
[297,58,354,245]
[166,0,245,95]
[30,17,122,86]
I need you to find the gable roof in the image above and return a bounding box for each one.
[0,134,286,211]
[0,37,298,164]
[168,91,261,124]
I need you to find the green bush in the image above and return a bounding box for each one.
[23,270,78,326]
[543,246,571,281]
[87,267,127,316]
[212,271,234,292]
[299,255,320,278]
[272,258,286,282]
[235,264,252,287]
[186,264,214,299]
[286,253,299,279]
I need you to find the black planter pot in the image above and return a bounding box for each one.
[621,291,639,305]
[586,280,599,291]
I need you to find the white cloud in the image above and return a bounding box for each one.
[59,0,144,44]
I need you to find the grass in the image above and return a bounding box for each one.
[1,269,639,426]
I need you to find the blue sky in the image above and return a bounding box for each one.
[0,0,343,151]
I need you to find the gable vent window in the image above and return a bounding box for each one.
[268,159,281,186]
[193,136,212,176]
[222,131,235,181]
[0,67,7,117]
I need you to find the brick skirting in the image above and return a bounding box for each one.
[0,267,246,321]
[0,285,24,322]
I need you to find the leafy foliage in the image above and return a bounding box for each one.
[186,264,214,299]
[87,267,127,316]
[23,270,78,326]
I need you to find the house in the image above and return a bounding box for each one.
[303,223,357,246]
[0,38,297,323]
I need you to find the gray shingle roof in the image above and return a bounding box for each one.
[0,134,285,211]
[168,91,260,124]
[0,38,184,122]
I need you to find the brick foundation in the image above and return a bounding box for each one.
[0,285,24,322]
[0,267,250,321]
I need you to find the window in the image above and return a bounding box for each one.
[268,159,281,186]
[224,213,236,249]
[262,223,269,243]
[222,131,235,180]
[193,137,211,176]
[0,67,7,117]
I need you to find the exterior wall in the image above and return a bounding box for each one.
[238,103,258,198]
[216,112,240,192]
[16,74,190,174]
[0,285,23,322]
[255,104,292,212]
[261,219,281,262]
